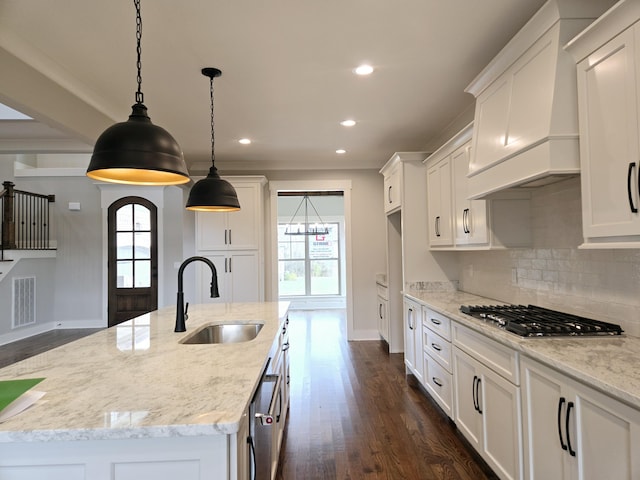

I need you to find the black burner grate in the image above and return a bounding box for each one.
[460,304,624,337]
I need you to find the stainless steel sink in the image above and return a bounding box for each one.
[180,322,264,344]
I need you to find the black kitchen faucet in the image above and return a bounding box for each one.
[175,256,219,332]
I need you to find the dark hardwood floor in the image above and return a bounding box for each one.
[0,329,102,369]
[276,310,498,480]
[0,312,497,479]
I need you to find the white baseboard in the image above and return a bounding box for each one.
[350,329,380,341]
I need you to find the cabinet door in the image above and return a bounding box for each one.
[196,181,262,250]
[377,295,389,342]
[480,364,522,480]
[521,359,568,480]
[403,299,418,372]
[196,251,260,303]
[451,142,488,246]
[227,183,261,250]
[573,381,640,480]
[383,164,402,214]
[427,158,453,246]
[453,347,482,450]
[577,27,640,239]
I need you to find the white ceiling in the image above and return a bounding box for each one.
[0,0,547,174]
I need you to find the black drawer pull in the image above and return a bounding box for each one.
[431,343,442,352]
[558,397,567,451]
[432,377,443,387]
[566,401,576,457]
[430,318,441,325]
[628,162,638,213]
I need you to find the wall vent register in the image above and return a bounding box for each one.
[460,304,623,337]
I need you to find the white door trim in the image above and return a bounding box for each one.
[269,180,354,340]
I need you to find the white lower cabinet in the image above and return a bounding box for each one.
[403,297,423,383]
[521,356,640,480]
[376,282,389,342]
[453,324,522,480]
[196,251,261,304]
[422,308,454,418]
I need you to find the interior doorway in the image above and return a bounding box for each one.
[269,180,354,340]
[277,192,345,309]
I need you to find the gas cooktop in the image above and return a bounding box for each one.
[459,304,624,337]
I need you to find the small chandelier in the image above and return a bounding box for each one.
[285,194,329,236]
[186,68,241,212]
[86,0,189,186]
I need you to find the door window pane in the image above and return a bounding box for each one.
[134,260,151,288]
[133,204,150,230]
[116,204,133,231]
[117,261,133,288]
[134,232,151,259]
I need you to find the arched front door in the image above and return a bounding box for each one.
[107,197,158,327]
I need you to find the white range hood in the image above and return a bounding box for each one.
[464,0,617,199]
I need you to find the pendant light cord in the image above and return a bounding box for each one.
[134,0,144,105]
[209,75,216,169]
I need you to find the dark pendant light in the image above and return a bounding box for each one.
[186,68,241,212]
[86,0,189,186]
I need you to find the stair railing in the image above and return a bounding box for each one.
[1,181,55,261]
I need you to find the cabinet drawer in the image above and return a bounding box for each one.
[423,352,453,418]
[376,283,388,300]
[452,322,519,385]
[423,308,451,341]
[423,327,452,373]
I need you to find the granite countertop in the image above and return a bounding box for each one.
[404,289,640,410]
[0,301,289,443]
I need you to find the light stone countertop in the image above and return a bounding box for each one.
[0,301,289,443]
[404,289,640,411]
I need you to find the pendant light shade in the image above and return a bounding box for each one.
[186,67,241,212]
[86,0,189,186]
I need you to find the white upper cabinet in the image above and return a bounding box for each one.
[566,1,640,247]
[427,157,453,247]
[464,0,614,199]
[425,123,531,250]
[196,177,266,251]
[380,152,427,215]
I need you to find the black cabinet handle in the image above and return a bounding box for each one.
[566,401,576,457]
[435,216,441,237]
[430,318,441,326]
[408,307,413,330]
[432,377,443,387]
[388,185,392,204]
[463,208,470,234]
[472,376,478,411]
[379,303,383,319]
[558,397,568,451]
[628,162,638,213]
[431,343,442,352]
[476,377,482,414]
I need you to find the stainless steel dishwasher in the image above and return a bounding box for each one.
[248,358,282,479]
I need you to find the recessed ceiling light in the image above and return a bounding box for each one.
[354,64,374,76]
[340,120,356,127]
[336,149,347,154]
[238,138,251,145]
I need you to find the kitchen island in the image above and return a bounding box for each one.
[0,301,289,480]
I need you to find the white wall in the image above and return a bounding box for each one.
[459,176,640,337]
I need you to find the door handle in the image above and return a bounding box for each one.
[475,376,482,414]
[463,208,470,234]
[379,303,383,319]
[435,216,441,237]
[628,162,638,213]
[255,374,282,426]
[558,397,568,451]
[388,185,392,204]
[566,401,576,457]
[472,376,478,411]
[408,307,414,330]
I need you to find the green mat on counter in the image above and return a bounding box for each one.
[0,378,45,412]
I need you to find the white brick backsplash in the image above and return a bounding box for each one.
[459,177,640,336]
